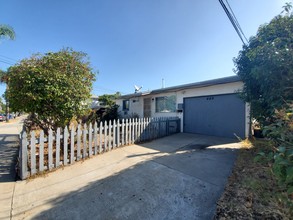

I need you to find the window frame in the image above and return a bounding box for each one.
[155,95,176,113]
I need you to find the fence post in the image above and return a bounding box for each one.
[126,119,129,145]
[89,123,93,157]
[137,118,141,143]
[83,124,87,158]
[48,129,53,170]
[99,121,103,153]
[121,119,125,146]
[117,119,120,148]
[131,118,135,144]
[39,130,44,172]
[70,126,75,164]
[108,120,112,150]
[113,120,116,148]
[64,126,69,165]
[104,121,108,151]
[77,124,81,161]
[56,128,61,168]
[20,132,28,180]
[94,122,98,155]
[30,131,36,175]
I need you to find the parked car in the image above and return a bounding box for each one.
[0,114,6,121]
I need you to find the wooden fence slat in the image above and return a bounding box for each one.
[128,119,131,144]
[134,118,138,143]
[48,129,53,171]
[83,124,87,159]
[117,120,120,148]
[137,118,141,143]
[56,128,60,168]
[131,118,134,144]
[64,126,68,165]
[77,124,81,161]
[94,122,98,155]
[20,132,28,179]
[39,131,44,172]
[70,126,75,164]
[99,121,103,153]
[108,120,112,150]
[104,121,108,151]
[30,131,36,175]
[126,119,129,144]
[122,119,125,146]
[89,123,93,157]
[113,120,116,148]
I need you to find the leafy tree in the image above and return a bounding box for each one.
[98,92,121,106]
[234,9,293,125]
[0,24,15,40]
[0,70,10,121]
[7,48,96,132]
[235,2,293,199]
[97,92,120,122]
[0,97,4,113]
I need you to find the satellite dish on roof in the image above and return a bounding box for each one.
[134,85,143,93]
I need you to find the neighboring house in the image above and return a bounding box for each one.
[116,75,250,139]
[91,95,100,109]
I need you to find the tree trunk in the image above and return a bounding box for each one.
[5,84,9,122]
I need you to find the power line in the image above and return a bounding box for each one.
[219,0,248,45]
[224,0,249,43]
[0,59,14,65]
[0,54,18,62]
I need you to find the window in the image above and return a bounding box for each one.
[122,100,129,111]
[155,95,176,113]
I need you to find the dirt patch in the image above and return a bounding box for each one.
[214,139,292,219]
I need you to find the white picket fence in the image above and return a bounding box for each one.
[18,117,180,180]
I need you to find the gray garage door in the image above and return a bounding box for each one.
[183,93,245,138]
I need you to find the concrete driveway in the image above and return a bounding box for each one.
[4,132,241,220]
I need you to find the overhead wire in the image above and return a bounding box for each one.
[224,0,249,44]
[0,54,18,62]
[0,54,17,66]
[218,0,248,45]
[0,59,14,65]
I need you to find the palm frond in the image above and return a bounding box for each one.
[0,24,15,40]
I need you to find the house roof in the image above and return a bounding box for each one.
[118,75,241,99]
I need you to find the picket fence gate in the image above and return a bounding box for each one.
[18,117,180,180]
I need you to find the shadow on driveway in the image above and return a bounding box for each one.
[29,133,240,220]
[0,134,19,182]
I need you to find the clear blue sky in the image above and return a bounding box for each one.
[0,0,286,97]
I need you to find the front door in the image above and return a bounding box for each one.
[143,98,151,118]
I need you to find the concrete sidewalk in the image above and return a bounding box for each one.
[0,115,27,220]
[1,132,242,220]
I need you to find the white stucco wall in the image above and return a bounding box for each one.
[116,97,144,118]
[116,81,250,137]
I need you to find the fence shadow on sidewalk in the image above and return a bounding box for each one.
[0,134,19,182]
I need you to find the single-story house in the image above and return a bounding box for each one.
[91,95,100,109]
[116,75,250,139]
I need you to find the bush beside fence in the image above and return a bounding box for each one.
[18,117,180,180]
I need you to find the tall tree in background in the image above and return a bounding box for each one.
[0,70,10,122]
[0,24,15,121]
[0,24,15,40]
